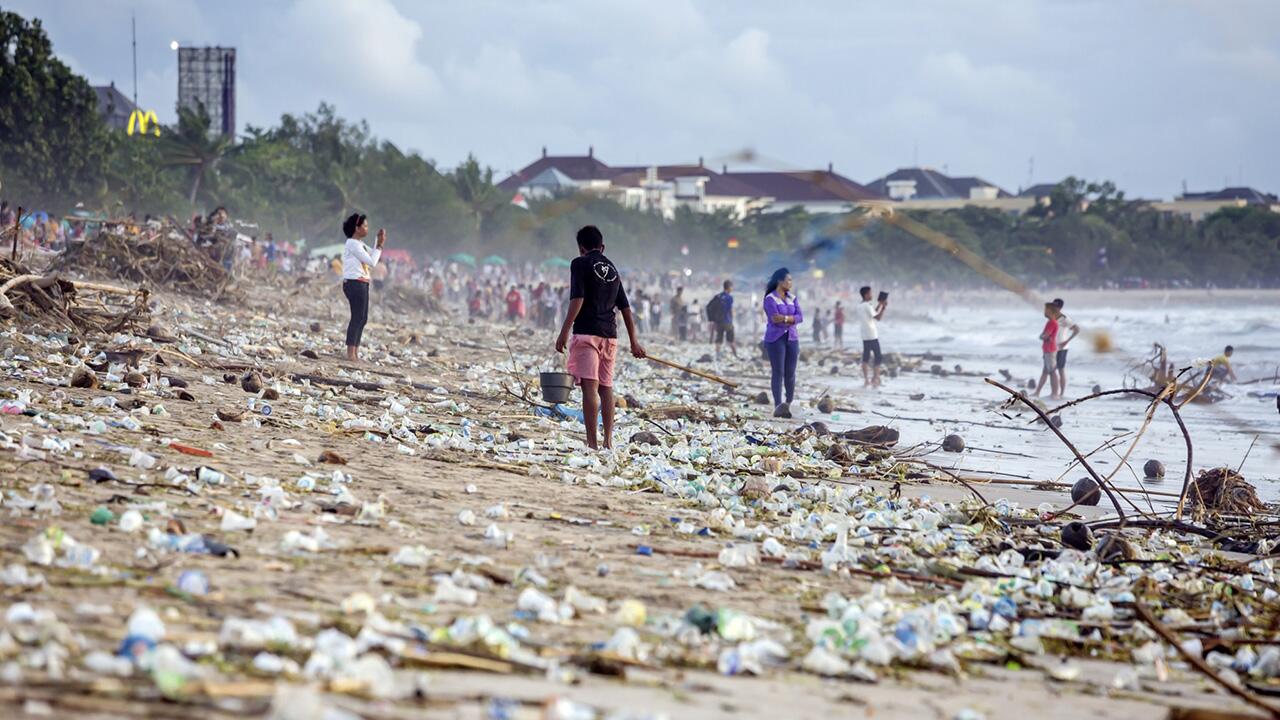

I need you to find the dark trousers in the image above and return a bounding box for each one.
[343,279,370,347]
[765,337,799,406]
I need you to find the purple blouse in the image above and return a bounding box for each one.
[763,292,803,343]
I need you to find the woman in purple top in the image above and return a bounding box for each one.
[762,267,802,418]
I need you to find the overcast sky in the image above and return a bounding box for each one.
[16,0,1280,198]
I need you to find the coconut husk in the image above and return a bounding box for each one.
[1188,468,1263,514]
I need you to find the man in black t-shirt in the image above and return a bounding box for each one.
[555,225,647,450]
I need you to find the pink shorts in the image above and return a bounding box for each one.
[566,335,619,387]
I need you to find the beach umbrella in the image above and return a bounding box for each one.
[447,252,477,267]
[308,242,346,258]
[541,257,572,269]
[482,254,507,266]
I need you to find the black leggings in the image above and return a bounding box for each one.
[343,280,370,347]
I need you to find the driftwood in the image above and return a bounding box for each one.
[1134,603,1280,719]
[1037,384,1197,520]
[987,378,1128,523]
[1188,468,1264,515]
[56,220,233,299]
[646,354,739,388]
[290,373,384,392]
[0,260,149,335]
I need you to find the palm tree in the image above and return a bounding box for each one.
[450,154,500,235]
[161,103,233,205]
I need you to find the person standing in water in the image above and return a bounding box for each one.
[555,225,646,450]
[1033,302,1061,398]
[763,268,802,418]
[341,212,385,362]
[1212,345,1238,383]
[1051,298,1079,397]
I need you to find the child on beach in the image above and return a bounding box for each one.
[555,225,646,450]
[1034,302,1061,398]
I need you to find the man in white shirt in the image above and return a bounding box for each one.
[858,285,887,387]
[341,212,386,362]
[1051,298,1079,397]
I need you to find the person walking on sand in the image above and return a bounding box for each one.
[671,287,689,342]
[1034,302,1061,398]
[708,279,737,358]
[341,212,385,362]
[858,286,886,387]
[1051,298,1079,396]
[833,301,846,349]
[505,284,523,323]
[763,268,802,418]
[555,225,646,450]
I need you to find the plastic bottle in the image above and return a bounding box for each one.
[129,449,157,469]
[127,606,166,642]
[197,467,225,484]
[118,510,144,533]
[220,509,256,532]
[177,570,209,596]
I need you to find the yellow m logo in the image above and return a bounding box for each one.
[127,109,161,137]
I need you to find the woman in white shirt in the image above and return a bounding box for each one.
[341,212,386,361]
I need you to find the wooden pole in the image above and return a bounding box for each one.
[11,206,22,261]
[645,355,738,388]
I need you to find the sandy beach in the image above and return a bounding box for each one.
[1,275,1278,719]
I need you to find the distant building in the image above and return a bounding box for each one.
[177,46,236,137]
[723,165,883,214]
[92,82,137,131]
[1018,183,1060,200]
[1149,186,1280,221]
[866,167,1011,201]
[497,149,884,219]
[1179,187,1278,205]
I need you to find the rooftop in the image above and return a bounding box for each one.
[867,167,1011,199]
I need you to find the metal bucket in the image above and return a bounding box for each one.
[538,372,575,404]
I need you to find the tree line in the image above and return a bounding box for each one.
[1,10,1277,286]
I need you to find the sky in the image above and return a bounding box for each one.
[14,0,1280,199]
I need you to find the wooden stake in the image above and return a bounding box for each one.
[645,354,738,387]
[10,206,21,261]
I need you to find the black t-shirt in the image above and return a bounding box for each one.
[569,250,629,338]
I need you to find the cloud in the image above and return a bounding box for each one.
[263,0,441,109]
[7,0,1280,196]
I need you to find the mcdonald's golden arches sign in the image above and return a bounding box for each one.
[127,109,161,137]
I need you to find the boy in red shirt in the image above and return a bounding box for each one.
[1033,302,1061,398]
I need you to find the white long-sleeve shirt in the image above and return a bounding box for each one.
[342,237,381,281]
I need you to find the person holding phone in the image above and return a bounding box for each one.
[858,286,887,387]
[341,212,386,362]
[763,268,802,418]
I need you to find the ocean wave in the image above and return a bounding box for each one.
[1232,320,1280,335]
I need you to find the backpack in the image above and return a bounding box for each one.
[705,293,725,322]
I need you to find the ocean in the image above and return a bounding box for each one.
[808,289,1280,504]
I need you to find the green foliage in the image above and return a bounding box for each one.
[0,11,111,207]
[0,7,1276,287]
[159,103,234,204]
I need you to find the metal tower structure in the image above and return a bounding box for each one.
[176,46,236,137]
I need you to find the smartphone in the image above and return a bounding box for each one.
[878,291,889,302]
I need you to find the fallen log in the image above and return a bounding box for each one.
[290,373,384,392]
